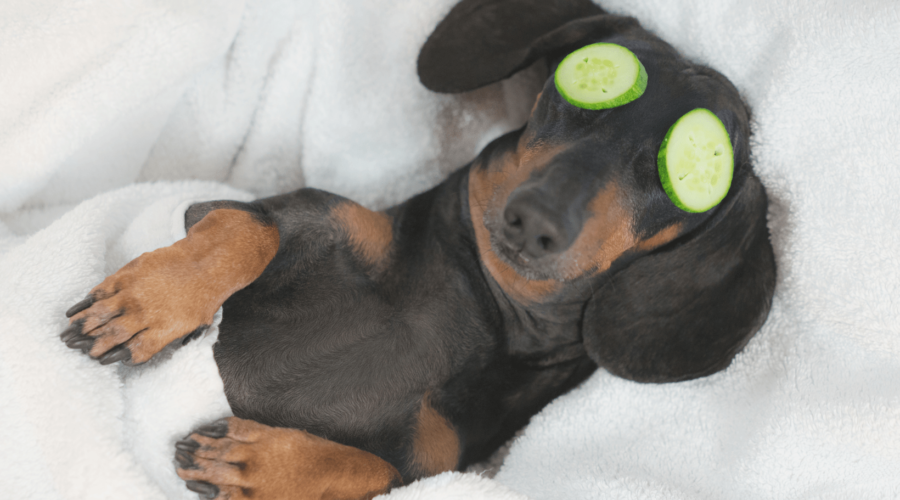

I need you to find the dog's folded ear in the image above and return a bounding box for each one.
[418,0,639,93]
[581,173,777,383]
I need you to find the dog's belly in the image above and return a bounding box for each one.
[210,256,496,455]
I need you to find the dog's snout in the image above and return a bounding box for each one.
[502,191,576,259]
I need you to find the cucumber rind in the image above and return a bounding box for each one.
[657,108,734,213]
[554,43,648,110]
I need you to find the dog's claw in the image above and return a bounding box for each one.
[185,480,219,499]
[195,420,229,439]
[59,320,84,342]
[175,439,201,452]
[65,335,94,350]
[175,450,197,469]
[98,345,131,365]
[65,296,95,318]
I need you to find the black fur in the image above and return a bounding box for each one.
[185,0,774,484]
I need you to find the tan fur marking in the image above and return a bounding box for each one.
[470,142,681,294]
[636,223,683,251]
[71,209,279,363]
[332,202,393,268]
[411,395,460,476]
[530,91,543,114]
[555,183,636,278]
[177,417,402,500]
[469,145,566,304]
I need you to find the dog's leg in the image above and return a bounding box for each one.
[175,417,403,500]
[60,204,279,365]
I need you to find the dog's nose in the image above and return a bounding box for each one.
[502,191,577,259]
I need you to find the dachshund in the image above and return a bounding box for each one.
[59,0,776,498]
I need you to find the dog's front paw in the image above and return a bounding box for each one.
[175,417,402,500]
[60,245,216,365]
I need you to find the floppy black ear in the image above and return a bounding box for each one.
[582,172,777,383]
[418,0,640,93]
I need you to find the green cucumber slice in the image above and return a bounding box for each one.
[554,43,648,110]
[657,108,734,213]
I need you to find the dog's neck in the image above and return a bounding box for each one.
[482,271,590,366]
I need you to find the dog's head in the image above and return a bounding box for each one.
[419,0,776,383]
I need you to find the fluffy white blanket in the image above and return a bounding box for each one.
[1,0,899,498]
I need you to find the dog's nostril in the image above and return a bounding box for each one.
[501,192,576,259]
[502,207,527,250]
[521,224,564,259]
[504,208,523,228]
[537,235,553,251]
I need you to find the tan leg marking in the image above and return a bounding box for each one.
[331,202,393,270]
[177,417,402,500]
[409,394,459,476]
[66,209,279,364]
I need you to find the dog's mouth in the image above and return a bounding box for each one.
[493,235,533,273]
[484,212,563,281]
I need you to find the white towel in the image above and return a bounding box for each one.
[1,0,899,498]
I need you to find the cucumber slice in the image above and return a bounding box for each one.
[554,43,648,110]
[657,108,734,213]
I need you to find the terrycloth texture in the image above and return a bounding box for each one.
[385,472,530,500]
[1,1,899,500]
[0,0,535,215]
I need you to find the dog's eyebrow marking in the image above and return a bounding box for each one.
[332,201,394,269]
[410,393,460,476]
[636,223,683,251]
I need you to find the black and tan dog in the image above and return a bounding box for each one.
[60,1,776,498]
